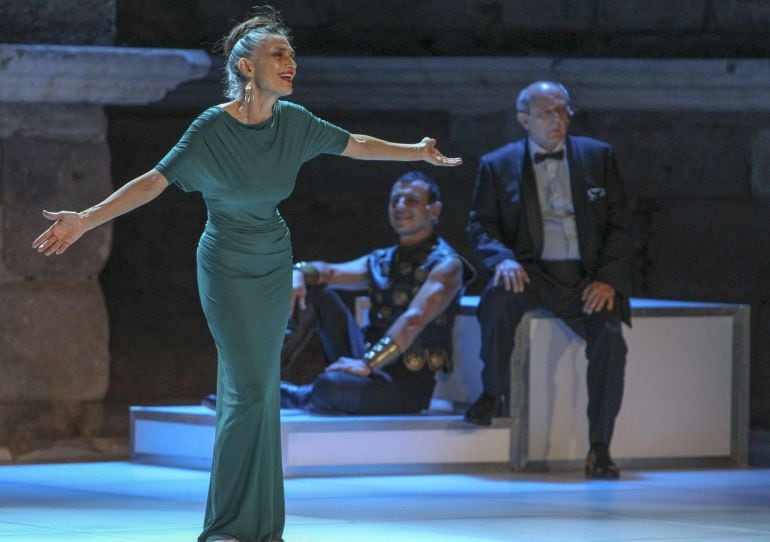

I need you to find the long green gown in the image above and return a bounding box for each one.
[156,101,349,542]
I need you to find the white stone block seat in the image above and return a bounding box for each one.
[130,405,512,476]
[130,297,749,475]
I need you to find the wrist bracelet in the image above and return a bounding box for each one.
[292,261,320,285]
[363,336,402,371]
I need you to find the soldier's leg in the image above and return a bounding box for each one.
[303,366,436,415]
[282,285,365,370]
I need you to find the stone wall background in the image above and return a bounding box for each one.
[114,0,770,58]
[3,0,770,461]
[0,2,210,461]
[0,0,116,45]
[0,1,117,460]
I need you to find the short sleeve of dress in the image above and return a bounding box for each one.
[155,111,214,193]
[287,103,350,163]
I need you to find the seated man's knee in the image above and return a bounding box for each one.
[313,370,349,393]
[586,308,628,355]
[478,280,521,319]
[586,304,623,330]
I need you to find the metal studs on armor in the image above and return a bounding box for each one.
[428,350,448,371]
[404,353,426,371]
[392,290,409,307]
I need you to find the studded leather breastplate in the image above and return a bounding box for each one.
[365,235,463,373]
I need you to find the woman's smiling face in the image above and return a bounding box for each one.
[249,34,297,98]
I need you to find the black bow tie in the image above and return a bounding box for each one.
[533,150,564,164]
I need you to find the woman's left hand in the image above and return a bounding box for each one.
[418,137,463,167]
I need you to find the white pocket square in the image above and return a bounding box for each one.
[587,187,606,201]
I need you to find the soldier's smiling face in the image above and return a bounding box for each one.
[388,180,440,242]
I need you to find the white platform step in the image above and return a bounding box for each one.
[131,297,749,475]
[130,405,511,476]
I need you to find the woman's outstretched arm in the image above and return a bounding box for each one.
[341,135,462,167]
[32,169,170,256]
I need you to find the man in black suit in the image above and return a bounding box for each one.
[465,81,633,479]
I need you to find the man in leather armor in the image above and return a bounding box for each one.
[279,171,474,414]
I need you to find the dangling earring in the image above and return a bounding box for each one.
[243,80,254,104]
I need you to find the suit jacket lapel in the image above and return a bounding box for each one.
[566,136,591,262]
[519,139,543,256]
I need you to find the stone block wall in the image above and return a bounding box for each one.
[0,0,116,45]
[0,0,210,460]
[0,104,113,458]
[117,0,770,57]
[0,0,118,462]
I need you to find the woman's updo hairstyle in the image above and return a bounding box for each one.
[218,5,292,101]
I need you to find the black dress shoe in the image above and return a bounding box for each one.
[464,393,498,426]
[201,393,216,410]
[280,381,311,409]
[585,444,620,479]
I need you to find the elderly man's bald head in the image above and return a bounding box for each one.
[515,81,573,150]
[516,81,572,114]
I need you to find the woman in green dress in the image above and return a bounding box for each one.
[32,6,460,542]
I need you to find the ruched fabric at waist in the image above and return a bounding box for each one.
[197,213,292,278]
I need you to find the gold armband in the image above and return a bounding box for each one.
[363,336,401,371]
[292,261,320,285]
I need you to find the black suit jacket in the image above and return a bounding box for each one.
[467,135,633,324]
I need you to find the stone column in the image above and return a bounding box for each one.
[0,44,210,461]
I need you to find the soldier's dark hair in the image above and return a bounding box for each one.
[394,171,441,203]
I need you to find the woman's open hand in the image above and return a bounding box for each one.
[418,137,463,167]
[32,210,88,256]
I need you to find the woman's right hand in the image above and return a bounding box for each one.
[32,210,89,256]
[31,169,170,256]
[290,268,307,316]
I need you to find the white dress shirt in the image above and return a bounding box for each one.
[529,139,581,260]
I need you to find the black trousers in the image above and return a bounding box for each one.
[283,285,436,415]
[477,261,627,447]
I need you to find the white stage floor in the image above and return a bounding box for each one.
[0,462,769,541]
